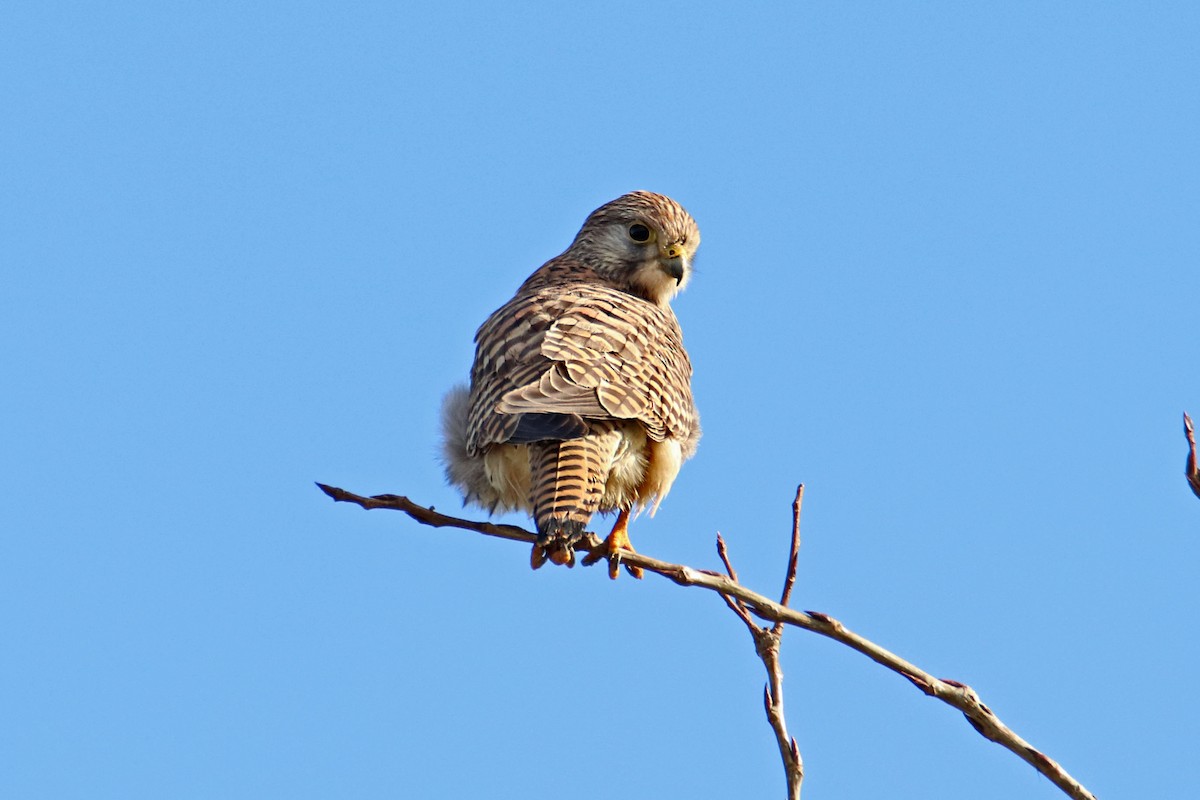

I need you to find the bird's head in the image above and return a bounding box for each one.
[567,191,700,306]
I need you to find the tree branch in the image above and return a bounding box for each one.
[1185,412,1200,499]
[317,482,1097,800]
[712,484,806,799]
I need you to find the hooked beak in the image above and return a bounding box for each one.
[661,243,690,284]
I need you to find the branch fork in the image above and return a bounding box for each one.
[714,486,805,800]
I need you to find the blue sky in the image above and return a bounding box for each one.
[3,2,1197,798]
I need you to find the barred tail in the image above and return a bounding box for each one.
[529,429,620,568]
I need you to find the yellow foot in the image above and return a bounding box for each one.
[582,509,643,580]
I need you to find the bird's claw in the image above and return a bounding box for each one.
[582,537,644,580]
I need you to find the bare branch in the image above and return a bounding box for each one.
[315,483,542,544]
[718,517,805,799]
[777,484,804,625]
[772,484,806,794]
[720,529,802,798]
[317,482,1098,800]
[715,532,741,583]
[715,533,758,632]
[1185,412,1200,499]
[760,635,802,800]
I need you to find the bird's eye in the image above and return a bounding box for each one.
[628,223,652,243]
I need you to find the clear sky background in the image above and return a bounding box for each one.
[3,3,1197,798]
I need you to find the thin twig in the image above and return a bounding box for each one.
[317,482,1098,800]
[778,484,804,621]
[715,533,757,628]
[716,532,741,583]
[1185,412,1200,499]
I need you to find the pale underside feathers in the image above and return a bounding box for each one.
[440,191,701,573]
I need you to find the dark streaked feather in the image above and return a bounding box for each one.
[507,412,589,444]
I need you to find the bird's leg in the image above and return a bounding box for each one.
[582,508,643,580]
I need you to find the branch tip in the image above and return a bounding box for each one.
[716,533,740,583]
[781,486,804,608]
[1185,412,1200,499]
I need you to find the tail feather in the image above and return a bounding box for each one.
[529,429,621,567]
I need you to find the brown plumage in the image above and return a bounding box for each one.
[441,191,700,576]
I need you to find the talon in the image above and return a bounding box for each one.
[586,509,644,580]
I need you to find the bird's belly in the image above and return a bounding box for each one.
[600,423,649,511]
[482,444,534,513]
[593,423,685,515]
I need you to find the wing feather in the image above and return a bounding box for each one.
[465,270,696,455]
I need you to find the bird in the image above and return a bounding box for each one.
[441,191,701,578]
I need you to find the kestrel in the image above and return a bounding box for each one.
[441,191,701,578]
